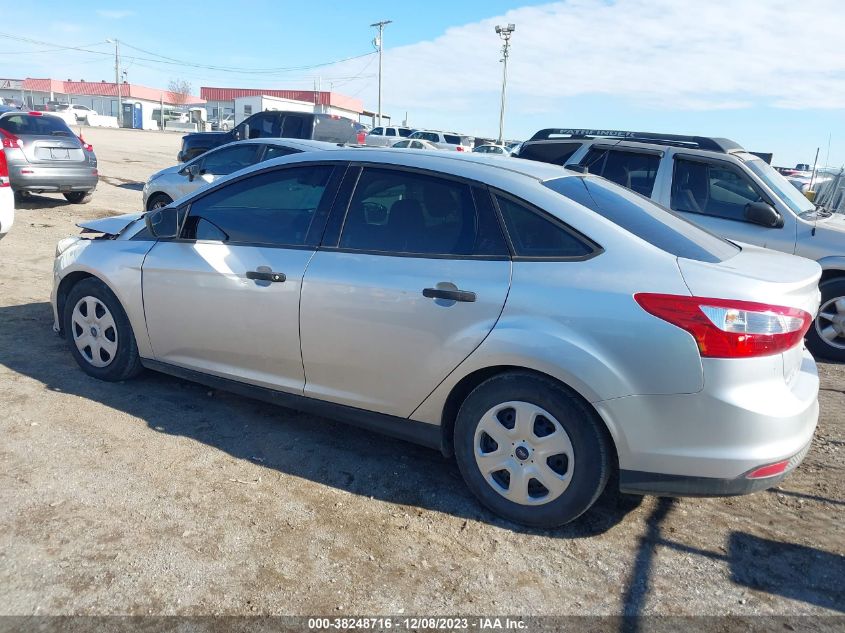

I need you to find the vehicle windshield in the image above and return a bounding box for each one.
[745,158,815,215]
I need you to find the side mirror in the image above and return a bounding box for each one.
[186,163,200,181]
[233,125,244,140]
[145,206,180,239]
[745,201,783,228]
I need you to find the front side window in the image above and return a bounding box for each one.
[281,115,306,138]
[182,165,334,246]
[496,195,594,258]
[370,127,383,136]
[581,148,660,196]
[338,168,507,256]
[411,131,439,143]
[671,158,765,222]
[199,144,261,175]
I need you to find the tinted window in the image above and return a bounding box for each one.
[200,144,261,175]
[496,195,593,258]
[444,134,461,145]
[262,145,301,160]
[545,176,740,263]
[246,112,277,139]
[580,148,660,196]
[281,115,306,138]
[386,128,397,137]
[0,114,72,136]
[411,131,439,143]
[182,166,334,246]
[339,168,507,256]
[370,127,383,136]
[671,159,764,221]
[398,128,413,137]
[518,141,582,166]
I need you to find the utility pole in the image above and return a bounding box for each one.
[494,24,515,145]
[370,20,392,127]
[107,38,122,127]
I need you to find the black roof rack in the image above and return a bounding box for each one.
[528,128,743,153]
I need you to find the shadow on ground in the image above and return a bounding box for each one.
[0,301,642,538]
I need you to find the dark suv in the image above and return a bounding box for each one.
[178,111,366,162]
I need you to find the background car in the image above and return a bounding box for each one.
[53,149,819,528]
[391,139,439,150]
[473,143,512,155]
[143,138,346,210]
[0,111,97,204]
[54,104,96,123]
[365,126,415,147]
[218,114,235,131]
[408,130,474,152]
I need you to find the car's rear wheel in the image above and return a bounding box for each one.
[454,372,612,527]
[64,191,92,204]
[221,123,229,131]
[63,278,143,382]
[806,277,845,362]
[146,193,173,210]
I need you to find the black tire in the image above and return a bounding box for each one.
[806,277,845,362]
[13,190,31,203]
[454,372,612,528]
[63,277,143,382]
[146,193,173,211]
[64,191,92,204]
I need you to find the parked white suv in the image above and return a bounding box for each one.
[409,130,474,152]
[364,126,415,147]
[516,128,845,361]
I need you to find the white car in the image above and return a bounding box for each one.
[408,130,474,152]
[473,144,512,156]
[365,126,415,147]
[391,139,439,150]
[0,153,13,239]
[54,104,96,123]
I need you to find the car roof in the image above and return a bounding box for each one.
[257,147,574,185]
[210,138,348,152]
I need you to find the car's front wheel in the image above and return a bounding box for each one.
[806,277,845,362]
[63,278,143,381]
[146,193,173,210]
[64,191,92,204]
[454,372,612,527]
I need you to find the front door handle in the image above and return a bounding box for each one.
[423,287,476,302]
[246,270,286,283]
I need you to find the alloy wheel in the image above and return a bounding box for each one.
[474,401,575,506]
[71,296,118,368]
[815,296,845,350]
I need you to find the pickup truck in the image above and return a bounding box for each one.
[178,110,366,162]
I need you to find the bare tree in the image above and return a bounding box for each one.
[167,78,193,106]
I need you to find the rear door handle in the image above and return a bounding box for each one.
[246,270,286,283]
[423,287,476,303]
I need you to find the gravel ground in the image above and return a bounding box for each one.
[0,127,842,618]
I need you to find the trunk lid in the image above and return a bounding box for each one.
[23,134,86,164]
[677,243,821,382]
[77,212,144,237]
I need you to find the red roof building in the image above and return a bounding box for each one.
[21,78,204,106]
[201,86,363,114]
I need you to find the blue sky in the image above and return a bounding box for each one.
[1,0,843,168]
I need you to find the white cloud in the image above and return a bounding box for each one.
[322,0,845,122]
[96,10,135,19]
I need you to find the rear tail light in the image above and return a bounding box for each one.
[456,146,465,152]
[78,135,93,152]
[745,460,790,479]
[0,128,22,150]
[0,150,9,187]
[634,293,812,358]
[28,111,43,116]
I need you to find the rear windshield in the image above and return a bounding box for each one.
[544,176,740,263]
[0,114,73,136]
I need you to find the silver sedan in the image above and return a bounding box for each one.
[53,150,820,527]
[141,138,347,210]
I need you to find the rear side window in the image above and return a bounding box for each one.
[517,141,582,166]
[495,195,594,258]
[386,128,397,137]
[412,131,439,143]
[398,128,413,137]
[544,176,740,263]
[580,148,661,196]
[338,168,507,257]
[182,165,334,246]
[0,114,72,136]
[444,134,461,145]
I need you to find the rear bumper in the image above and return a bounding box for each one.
[596,348,819,487]
[9,165,98,193]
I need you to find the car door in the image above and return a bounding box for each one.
[299,165,512,417]
[666,154,797,252]
[142,163,343,392]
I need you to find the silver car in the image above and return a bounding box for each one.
[0,111,98,203]
[52,150,820,527]
[142,138,346,210]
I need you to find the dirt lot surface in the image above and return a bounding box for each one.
[0,127,843,618]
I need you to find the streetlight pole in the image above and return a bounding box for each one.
[106,38,122,127]
[495,24,515,145]
[370,20,392,128]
